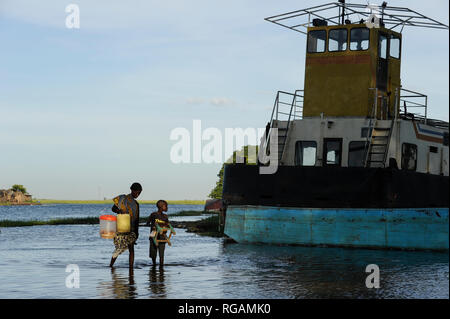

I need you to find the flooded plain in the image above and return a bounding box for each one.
[0,204,448,299]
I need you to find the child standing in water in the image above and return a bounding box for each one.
[146,200,172,268]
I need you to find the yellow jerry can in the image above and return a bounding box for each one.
[117,214,131,233]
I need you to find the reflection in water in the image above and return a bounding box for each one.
[97,268,138,299]
[148,266,167,298]
[1,212,447,299]
[220,243,449,299]
[111,268,137,299]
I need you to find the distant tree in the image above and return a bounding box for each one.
[208,145,258,199]
[11,184,27,194]
[208,165,224,199]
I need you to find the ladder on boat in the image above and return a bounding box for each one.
[365,120,394,168]
[364,88,398,168]
[263,90,303,164]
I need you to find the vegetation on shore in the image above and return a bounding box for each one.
[11,184,28,194]
[0,200,41,206]
[36,199,205,205]
[167,210,212,216]
[208,145,258,199]
[0,217,99,227]
[173,215,222,237]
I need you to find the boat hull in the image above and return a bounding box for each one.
[224,205,449,250]
[223,165,449,209]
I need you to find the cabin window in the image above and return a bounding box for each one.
[295,141,317,166]
[329,29,348,52]
[429,146,438,153]
[390,34,401,59]
[348,141,367,167]
[401,143,417,171]
[307,30,326,53]
[350,28,370,51]
[379,33,388,59]
[323,138,342,166]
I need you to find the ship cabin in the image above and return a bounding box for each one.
[262,3,449,176]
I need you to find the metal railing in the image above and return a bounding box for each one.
[399,88,428,124]
[272,90,304,122]
[262,90,304,159]
[363,88,378,166]
[265,2,449,35]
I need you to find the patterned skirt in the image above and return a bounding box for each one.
[112,232,137,258]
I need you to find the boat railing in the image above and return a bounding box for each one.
[262,90,304,158]
[272,90,304,122]
[364,88,378,166]
[399,88,428,124]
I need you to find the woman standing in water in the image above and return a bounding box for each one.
[109,182,142,271]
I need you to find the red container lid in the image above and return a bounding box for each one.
[100,215,117,221]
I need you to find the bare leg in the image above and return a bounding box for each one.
[159,243,165,268]
[150,240,157,265]
[128,244,134,270]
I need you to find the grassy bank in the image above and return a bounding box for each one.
[0,217,99,227]
[169,210,212,216]
[172,215,222,237]
[36,199,205,205]
[0,201,41,206]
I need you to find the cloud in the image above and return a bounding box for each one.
[209,97,236,107]
[185,97,236,107]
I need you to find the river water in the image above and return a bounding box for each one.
[0,204,448,299]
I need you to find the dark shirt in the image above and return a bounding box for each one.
[146,211,169,231]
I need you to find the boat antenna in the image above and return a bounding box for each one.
[339,0,346,25]
[381,1,387,26]
[265,2,449,35]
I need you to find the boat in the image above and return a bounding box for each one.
[222,1,449,250]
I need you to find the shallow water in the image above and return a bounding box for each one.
[0,203,203,221]
[0,205,448,299]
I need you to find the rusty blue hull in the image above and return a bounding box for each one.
[224,206,449,250]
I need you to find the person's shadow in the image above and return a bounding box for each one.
[148,265,166,297]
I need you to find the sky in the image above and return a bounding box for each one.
[0,0,448,200]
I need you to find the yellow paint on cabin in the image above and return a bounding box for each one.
[303,24,401,118]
